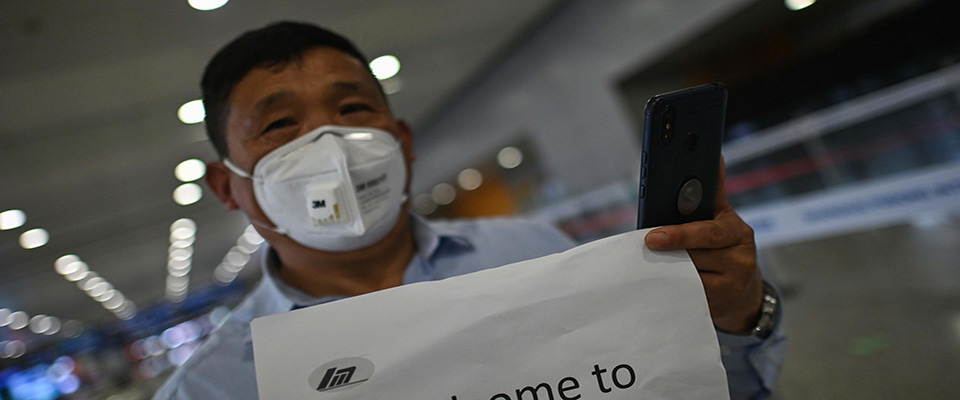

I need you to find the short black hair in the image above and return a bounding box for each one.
[200,21,381,159]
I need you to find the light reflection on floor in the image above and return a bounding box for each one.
[764,217,960,399]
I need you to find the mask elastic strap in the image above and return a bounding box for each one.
[222,158,253,179]
[249,219,289,236]
[223,159,288,235]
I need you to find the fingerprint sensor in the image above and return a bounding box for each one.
[685,132,698,151]
[677,178,703,216]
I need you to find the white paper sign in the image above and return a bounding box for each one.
[252,229,729,400]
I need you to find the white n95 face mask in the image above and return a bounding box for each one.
[223,125,408,252]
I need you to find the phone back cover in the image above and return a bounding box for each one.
[639,84,726,228]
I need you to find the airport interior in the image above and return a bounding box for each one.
[1,0,959,398]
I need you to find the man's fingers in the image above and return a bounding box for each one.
[688,246,755,273]
[643,159,755,251]
[645,218,742,250]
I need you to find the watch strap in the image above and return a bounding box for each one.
[751,281,779,340]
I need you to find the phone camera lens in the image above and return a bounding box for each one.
[661,107,675,145]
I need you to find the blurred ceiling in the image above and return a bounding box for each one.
[0,0,565,325]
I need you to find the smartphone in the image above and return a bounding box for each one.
[637,83,727,229]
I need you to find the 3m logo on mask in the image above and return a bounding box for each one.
[305,184,345,226]
[308,357,375,393]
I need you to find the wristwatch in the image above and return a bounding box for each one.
[751,281,779,340]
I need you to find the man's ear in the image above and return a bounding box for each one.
[205,161,240,210]
[396,119,416,165]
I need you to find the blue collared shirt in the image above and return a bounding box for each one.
[153,215,785,400]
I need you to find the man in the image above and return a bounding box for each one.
[154,21,785,400]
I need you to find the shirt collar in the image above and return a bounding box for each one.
[409,213,473,263]
[255,213,474,311]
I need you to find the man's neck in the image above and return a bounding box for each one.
[271,212,417,298]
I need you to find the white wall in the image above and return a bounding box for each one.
[411,0,753,195]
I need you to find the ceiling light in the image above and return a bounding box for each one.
[171,218,197,232]
[119,300,136,312]
[382,78,402,95]
[19,228,49,249]
[457,168,483,191]
[221,262,243,273]
[171,237,196,248]
[29,315,51,334]
[233,244,257,255]
[54,259,88,275]
[81,277,104,292]
[62,320,83,338]
[497,147,523,169]
[55,255,81,274]
[0,309,10,327]
[0,209,26,230]
[187,0,228,11]
[8,311,28,330]
[166,293,186,302]
[242,227,264,245]
[96,289,117,302]
[370,55,401,80]
[166,286,187,295]
[120,305,138,319]
[784,0,816,11]
[3,340,26,358]
[87,282,111,297]
[431,183,457,205]
[225,251,249,266]
[42,317,60,335]
[175,159,207,182]
[173,183,203,206]
[65,269,90,282]
[215,267,237,282]
[166,295,186,304]
[171,232,196,244]
[170,227,195,241]
[168,259,190,271]
[167,275,189,288]
[103,296,125,310]
[73,272,98,285]
[413,193,437,215]
[177,99,206,124]
[169,248,193,261]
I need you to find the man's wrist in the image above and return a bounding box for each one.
[714,277,765,334]
[750,281,779,339]
[718,281,779,339]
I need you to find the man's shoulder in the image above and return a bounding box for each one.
[431,216,571,241]
[152,317,257,400]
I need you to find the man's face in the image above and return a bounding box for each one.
[210,46,413,228]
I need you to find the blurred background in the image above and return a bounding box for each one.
[1,0,959,398]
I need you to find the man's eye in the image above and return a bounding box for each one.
[263,118,296,133]
[340,103,374,114]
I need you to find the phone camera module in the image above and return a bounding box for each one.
[661,107,675,145]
